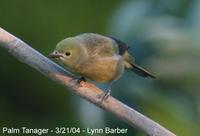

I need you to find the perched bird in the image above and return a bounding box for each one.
[49,33,155,99]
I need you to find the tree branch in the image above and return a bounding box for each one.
[0,27,176,136]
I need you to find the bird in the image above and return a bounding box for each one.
[49,33,155,100]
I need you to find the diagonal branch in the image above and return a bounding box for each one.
[0,27,176,136]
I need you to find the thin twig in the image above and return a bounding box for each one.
[0,27,176,136]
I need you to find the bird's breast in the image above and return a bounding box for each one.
[76,55,124,83]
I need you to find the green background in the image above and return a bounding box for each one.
[0,0,199,136]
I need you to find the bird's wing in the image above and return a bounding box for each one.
[77,33,118,58]
[109,37,130,55]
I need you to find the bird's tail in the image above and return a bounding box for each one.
[122,51,155,78]
[130,63,155,78]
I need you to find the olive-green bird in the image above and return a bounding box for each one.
[49,33,155,99]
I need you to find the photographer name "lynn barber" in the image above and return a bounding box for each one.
[86,127,128,135]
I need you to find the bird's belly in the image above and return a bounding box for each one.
[77,57,124,83]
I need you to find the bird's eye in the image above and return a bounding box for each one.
[65,51,71,56]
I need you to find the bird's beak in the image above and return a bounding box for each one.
[48,51,63,59]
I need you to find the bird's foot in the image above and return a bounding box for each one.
[97,90,111,103]
[75,77,86,87]
[77,77,86,84]
[102,91,110,101]
[70,77,86,87]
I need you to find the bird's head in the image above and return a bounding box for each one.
[49,37,86,69]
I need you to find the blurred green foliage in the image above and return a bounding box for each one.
[0,0,199,136]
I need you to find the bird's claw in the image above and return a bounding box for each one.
[102,91,110,101]
[77,77,86,84]
[97,90,111,103]
[69,77,86,88]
